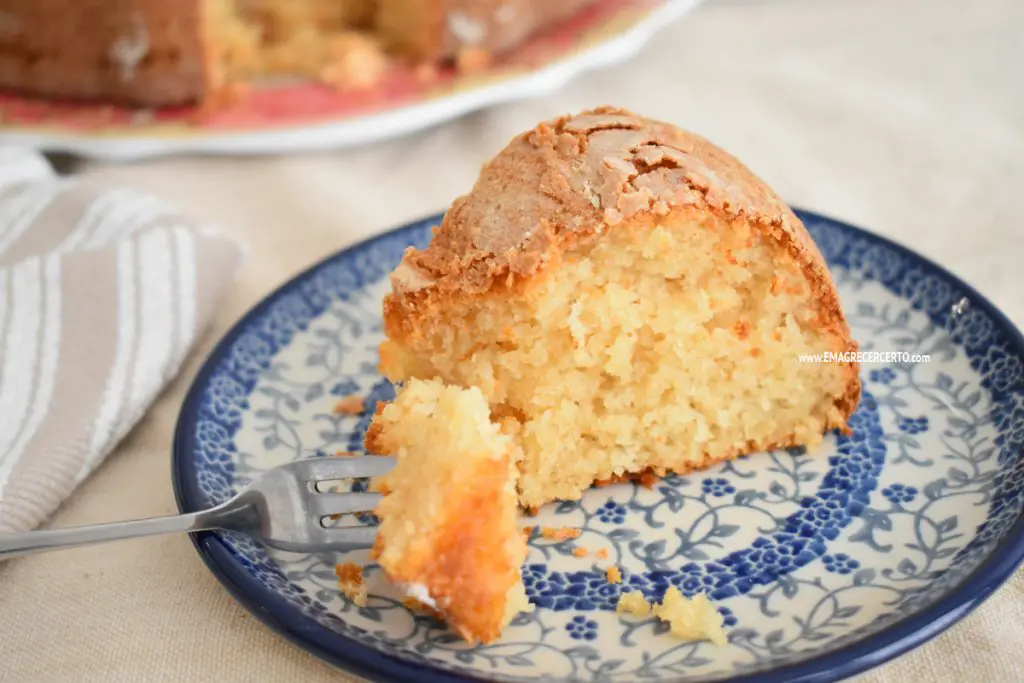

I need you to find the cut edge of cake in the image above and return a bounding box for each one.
[377,106,862,508]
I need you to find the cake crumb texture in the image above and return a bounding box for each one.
[616,588,727,645]
[616,591,651,617]
[368,378,531,644]
[318,31,388,90]
[653,588,727,646]
[0,0,601,106]
[380,107,861,508]
[540,526,581,541]
[335,562,368,607]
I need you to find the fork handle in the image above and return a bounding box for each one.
[0,500,251,561]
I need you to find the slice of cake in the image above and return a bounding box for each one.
[367,378,531,645]
[379,106,861,509]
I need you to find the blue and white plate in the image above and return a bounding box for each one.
[173,210,1024,683]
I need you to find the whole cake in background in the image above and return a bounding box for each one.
[0,0,599,107]
[377,106,862,509]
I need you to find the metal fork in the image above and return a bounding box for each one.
[0,456,394,561]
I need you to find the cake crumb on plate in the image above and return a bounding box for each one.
[653,588,727,646]
[335,563,368,607]
[540,527,581,541]
[616,588,727,645]
[616,591,651,617]
[334,395,365,415]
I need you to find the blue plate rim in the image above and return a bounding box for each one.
[172,209,1024,683]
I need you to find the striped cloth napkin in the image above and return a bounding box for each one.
[0,148,244,534]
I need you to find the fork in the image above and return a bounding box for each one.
[0,456,394,561]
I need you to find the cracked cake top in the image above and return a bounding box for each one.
[391,107,825,293]
[386,107,853,364]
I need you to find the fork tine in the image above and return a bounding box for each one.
[310,492,382,518]
[319,525,379,551]
[295,455,395,482]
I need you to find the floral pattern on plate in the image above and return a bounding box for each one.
[174,210,1024,682]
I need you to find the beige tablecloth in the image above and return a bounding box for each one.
[2,0,1023,681]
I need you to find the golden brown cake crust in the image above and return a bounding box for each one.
[386,106,861,423]
[0,1,208,106]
